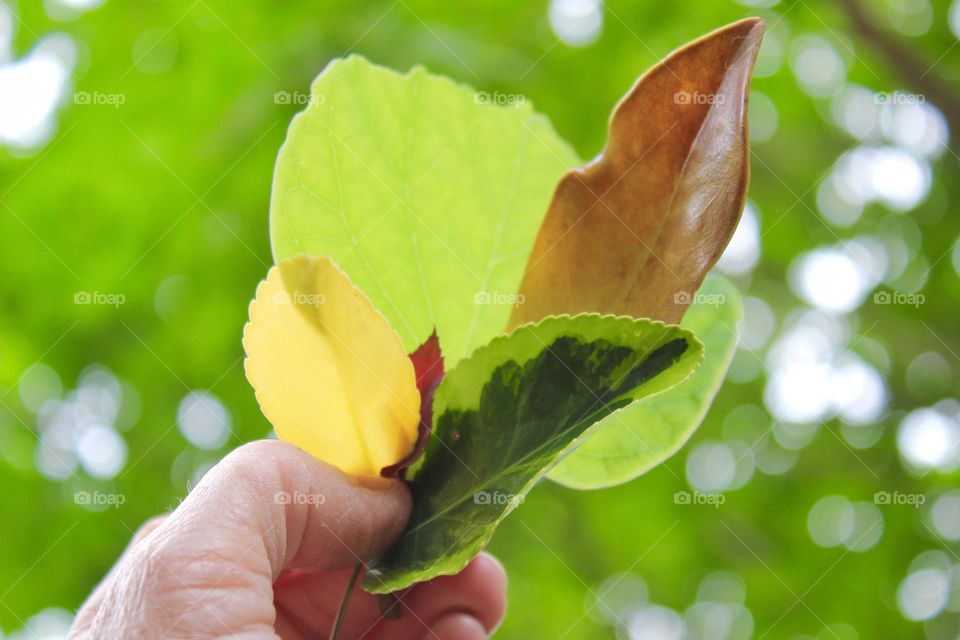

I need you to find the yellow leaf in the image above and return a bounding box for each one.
[242,255,420,477]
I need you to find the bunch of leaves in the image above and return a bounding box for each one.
[244,18,763,594]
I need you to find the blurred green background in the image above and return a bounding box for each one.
[2,0,960,638]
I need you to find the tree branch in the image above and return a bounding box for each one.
[836,0,960,148]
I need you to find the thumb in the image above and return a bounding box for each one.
[156,439,412,578]
[73,440,411,639]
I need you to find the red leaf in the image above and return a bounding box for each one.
[381,330,444,478]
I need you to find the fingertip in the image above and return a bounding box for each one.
[399,553,508,634]
[465,553,508,631]
[267,444,413,571]
[417,613,487,640]
[331,472,412,566]
[475,552,507,590]
[365,476,413,539]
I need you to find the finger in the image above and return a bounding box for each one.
[70,514,169,634]
[96,514,168,596]
[128,514,168,547]
[272,568,367,640]
[416,613,486,640]
[151,439,412,578]
[78,440,411,637]
[272,553,507,639]
[391,554,507,634]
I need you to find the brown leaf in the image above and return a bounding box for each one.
[509,18,764,327]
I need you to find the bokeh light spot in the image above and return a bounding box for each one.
[177,391,232,449]
[548,0,602,47]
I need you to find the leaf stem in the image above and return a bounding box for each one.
[330,563,363,640]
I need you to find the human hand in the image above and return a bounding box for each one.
[69,440,507,639]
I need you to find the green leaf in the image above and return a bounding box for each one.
[548,276,742,489]
[270,55,580,364]
[362,315,703,593]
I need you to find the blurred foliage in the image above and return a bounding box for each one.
[1,0,959,639]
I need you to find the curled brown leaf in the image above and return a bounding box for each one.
[510,18,764,327]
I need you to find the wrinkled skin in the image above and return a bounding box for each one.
[69,440,507,640]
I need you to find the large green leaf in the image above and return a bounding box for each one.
[363,315,703,593]
[549,276,742,489]
[270,55,580,364]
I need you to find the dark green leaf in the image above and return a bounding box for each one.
[363,314,703,592]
